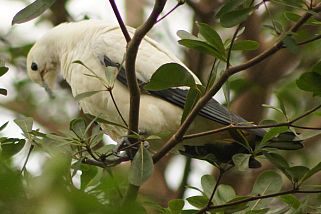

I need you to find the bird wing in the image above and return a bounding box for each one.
[96,25,265,136]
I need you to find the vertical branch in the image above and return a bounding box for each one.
[109,0,168,203]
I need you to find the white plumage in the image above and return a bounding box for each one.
[27,20,297,165]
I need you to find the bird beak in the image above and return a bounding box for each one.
[40,68,55,99]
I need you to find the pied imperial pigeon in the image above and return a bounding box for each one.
[27,20,302,167]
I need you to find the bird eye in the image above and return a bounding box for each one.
[31,62,38,71]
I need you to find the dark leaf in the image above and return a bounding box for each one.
[297,70,321,97]
[0,122,9,132]
[144,63,196,91]
[1,139,26,158]
[128,144,154,186]
[12,0,57,25]
[264,152,290,169]
[0,66,9,77]
[181,87,201,123]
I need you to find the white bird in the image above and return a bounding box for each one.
[27,20,301,167]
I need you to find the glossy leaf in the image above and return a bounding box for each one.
[297,61,321,96]
[181,87,201,123]
[198,23,226,57]
[12,0,56,25]
[128,144,154,186]
[220,7,254,28]
[186,195,208,208]
[144,63,196,91]
[260,126,289,148]
[232,40,259,51]
[1,138,26,158]
[178,39,226,61]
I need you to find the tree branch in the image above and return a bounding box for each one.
[197,188,321,214]
[152,4,321,163]
[109,0,131,42]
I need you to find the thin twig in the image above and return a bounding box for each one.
[208,170,223,206]
[156,1,184,23]
[108,0,131,42]
[108,90,128,127]
[196,188,321,214]
[152,4,321,164]
[20,144,34,174]
[183,104,321,139]
[226,24,242,70]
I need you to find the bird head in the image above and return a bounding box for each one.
[27,40,59,91]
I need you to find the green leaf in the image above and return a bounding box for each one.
[260,126,289,146]
[0,122,9,132]
[311,61,321,74]
[74,90,103,101]
[177,30,199,40]
[285,166,309,183]
[12,0,56,25]
[128,144,154,186]
[186,195,208,208]
[178,39,226,61]
[144,63,196,91]
[246,209,269,214]
[220,7,254,28]
[14,117,33,140]
[80,164,98,190]
[280,195,301,209]
[300,161,321,184]
[201,174,216,198]
[168,199,184,213]
[216,0,245,18]
[264,152,289,169]
[232,40,259,51]
[181,87,201,123]
[1,138,26,158]
[0,66,9,77]
[296,72,321,96]
[0,88,7,96]
[70,118,86,139]
[283,35,299,53]
[232,153,251,171]
[198,23,226,57]
[252,171,282,195]
[214,184,236,205]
